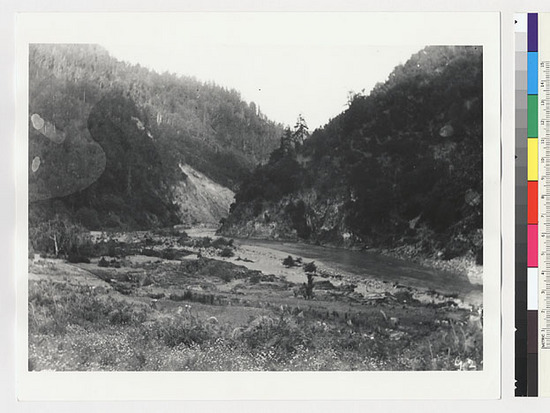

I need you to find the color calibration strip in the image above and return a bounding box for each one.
[515,12,538,397]
[528,12,539,397]
[538,13,550,398]
[517,12,550,397]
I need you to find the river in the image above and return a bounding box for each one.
[186,227,482,305]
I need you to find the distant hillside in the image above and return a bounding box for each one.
[29,44,282,230]
[220,46,483,261]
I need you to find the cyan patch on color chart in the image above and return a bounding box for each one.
[528,52,538,94]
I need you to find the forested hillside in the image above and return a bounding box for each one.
[220,46,483,261]
[29,44,282,230]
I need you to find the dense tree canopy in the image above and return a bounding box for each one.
[28,44,283,230]
[222,46,483,260]
[29,44,283,189]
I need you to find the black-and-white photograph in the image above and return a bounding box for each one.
[11,9,505,402]
[26,38,484,373]
[26,37,485,373]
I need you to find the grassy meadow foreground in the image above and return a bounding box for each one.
[28,229,482,371]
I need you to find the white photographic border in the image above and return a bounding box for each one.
[15,11,501,400]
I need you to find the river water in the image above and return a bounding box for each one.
[187,227,482,304]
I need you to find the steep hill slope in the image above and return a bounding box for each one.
[220,46,483,261]
[172,164,235,226]
[28,44,282,230]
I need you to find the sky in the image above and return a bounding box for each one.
[91,13,428,131]
[103,42,424,131]
[20,11,496,132]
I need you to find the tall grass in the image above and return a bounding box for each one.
[29,277,482,371]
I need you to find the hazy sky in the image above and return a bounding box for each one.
[21,12,495,132]
[103,42,424,131]
[92,13,427,131]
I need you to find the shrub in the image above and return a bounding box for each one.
[157,317,210,347]
[161,249,177,260]
[67,253,91,264]
[193,237,213,248]
[177,235,191,246]
[303,261,317,273]
[442,238,470,260]
[29,214,93,258]
[98,257,109,267]
[141,248,161,258]
[220,247,234,258]
[283,256,296,267]
[212,237,234,249]
[241,316,312,360]
[108,308,134,325]
[249,273,261,284]
[92,239,121,257]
